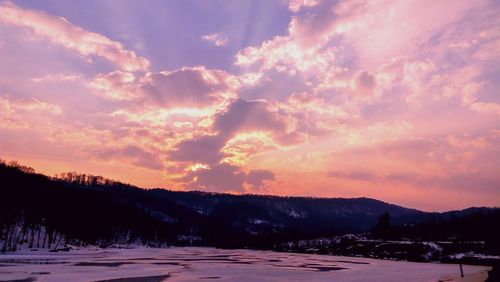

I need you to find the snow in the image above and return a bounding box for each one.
[249,219,267,225]
[176,235,202,244]
[0,247,491,281]
[421,242,443,252]
[471,254,500,259]
[288,210,305,218]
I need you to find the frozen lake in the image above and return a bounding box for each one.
[0,247,491,281]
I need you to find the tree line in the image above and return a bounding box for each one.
[0,159,173,252]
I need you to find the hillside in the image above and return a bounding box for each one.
[1,160,498,252]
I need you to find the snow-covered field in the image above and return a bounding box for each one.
[0,247,491,281]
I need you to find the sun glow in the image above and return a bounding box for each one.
[0,0,498,210]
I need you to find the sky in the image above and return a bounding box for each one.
[0,0,499,211]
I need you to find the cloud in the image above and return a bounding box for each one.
[246,169,275,190]
[353,70,376,96]
[222,132,279,164]
[90,71,137,100]
[473,38,500,61]
[1,0,498,209]
[329,130,500,192]
[234,0,345,74]
[288,0,320,12]
[328,170,379,182]
[91,67,236,107]
[469,102,500,115]
[30,73,81,83]
[333,0,483,66]
[165,98,293,191]
[235,0,490,100]
[0,96,62,115]
[214,99,288,139]
[0,1,149,71]
[201,33,229,47]
[96,145,164,170]
[177,163,275,192]
[180,163,246,192]
[167,98,298,166]
[235,34,334,75]
[139,67,234,108]
[168,134,227,165]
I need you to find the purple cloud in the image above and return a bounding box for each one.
[178,163,275,192]
[140,67,231,108]
[214,99,287,138]
[96,145,164,170]
[168,134,227,165]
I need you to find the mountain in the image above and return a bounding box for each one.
[1,160,498,252]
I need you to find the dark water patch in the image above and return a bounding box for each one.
[335,260,369,265]
[30,272,50,275]
[198,277,221,280]
[0,277,36,282]
[272,265,317,271]
[0,259,66,265]
[300,263,348,272]
[73,262,134,267]
[95,274,170,282]
[126,258,157,261]
[151,262,181,266]
[223,261,254,265]
[306,266,347,272]
[146,257,248,264]
[272,263,347,272]
[167,258,240,263]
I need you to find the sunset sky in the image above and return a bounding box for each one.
[0,0,499,211]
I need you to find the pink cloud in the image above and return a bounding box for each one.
[165,98,303,191]
[235,0,494,103]
[328,130,500,190]
[139,67,234,108]
[90,71,137,100]
[288,0,320,12]
[0,96,62,117]
[167,98,296,167]
[352,70,376,96]
[201,33,228,47]
[328,170,379,182]
[1,0,498,210]
[91,67,236,108]
[0,2,149,72]
[469,102,500,115]
[332,0,488,67]
[30,73,81,83]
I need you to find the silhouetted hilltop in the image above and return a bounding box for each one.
[1,159,498,252]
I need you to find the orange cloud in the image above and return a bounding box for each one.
[0,96,62,122]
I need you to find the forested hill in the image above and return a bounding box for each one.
[1,159,498,252]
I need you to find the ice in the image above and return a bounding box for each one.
[0,247,491,281]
